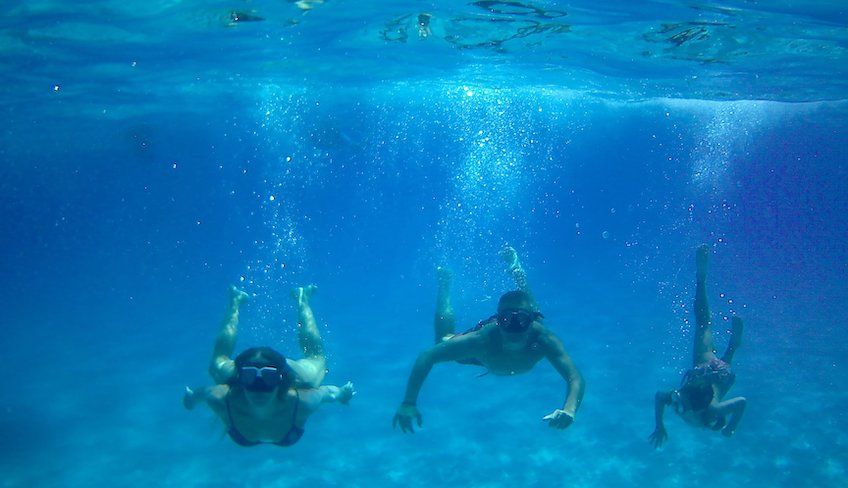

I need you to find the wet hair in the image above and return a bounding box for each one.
[498,290,536,312]
[679,380,714,411]
[232,347,293,391]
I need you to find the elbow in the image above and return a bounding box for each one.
[573,371,585,392]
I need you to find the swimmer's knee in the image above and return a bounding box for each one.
[210,358,235,384]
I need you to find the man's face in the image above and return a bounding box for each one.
[497,299,538,342]
[496,297,537,335]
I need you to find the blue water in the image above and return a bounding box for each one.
[2,1,847,487]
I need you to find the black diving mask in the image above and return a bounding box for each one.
[238,366,284,392]
[497,309,542,333]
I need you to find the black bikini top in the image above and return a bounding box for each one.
[226,390,305,447]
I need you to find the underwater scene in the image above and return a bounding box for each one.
[1,1,846,486]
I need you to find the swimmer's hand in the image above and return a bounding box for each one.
[721,425,735,437]
[183,386,198,410]
[649,425,668,449]
[337,382,356,404]
[542,409,575,430]
[393,403,422,434]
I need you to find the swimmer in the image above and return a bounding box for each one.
[649,245,746,448]
[227,10,264,27]
[293,0,324,11]
[393,245,585,433]
[417,13,432,39]
[184,285,355,447]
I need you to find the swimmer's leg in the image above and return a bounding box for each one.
[500,244,537,308]
[208,285,249,384]
[290,285,327,387]
[434,267,456,343]
[693,245,717,366]
[721,316,744,364]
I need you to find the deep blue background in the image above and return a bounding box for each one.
[1,87,847,486]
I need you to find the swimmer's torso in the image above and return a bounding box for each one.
[219,388,302,442]
[672,392,720,429]
[471,323,547,375]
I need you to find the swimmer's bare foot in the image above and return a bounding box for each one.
[292,285,318,308]
[500,244,520,271]
[696,245,710,281]
[229,285,249,307]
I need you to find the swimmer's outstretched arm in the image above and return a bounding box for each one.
[183,385,229,416]
[538,330,584,430]
[300,382,356,412]
[209,286,249,384]
[711,396,746,437]
[393,334,483,433]
[650,391,673,448]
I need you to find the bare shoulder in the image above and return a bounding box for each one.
[209,384,230,401]
[535,324,568,352]
[429,325,490,361]
[206,385,231,416]
[447,324,492,345]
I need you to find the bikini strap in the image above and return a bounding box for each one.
[225,395,236,427]
[292,389,300,424]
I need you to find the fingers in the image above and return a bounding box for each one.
[392,414,416,433]
[648,432,666,448]
[542,412,573,429]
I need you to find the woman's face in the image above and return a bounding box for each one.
[237,364,286,406]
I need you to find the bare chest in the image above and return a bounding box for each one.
[478,341,545,375]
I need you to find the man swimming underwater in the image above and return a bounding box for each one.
[393,246,585,433]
